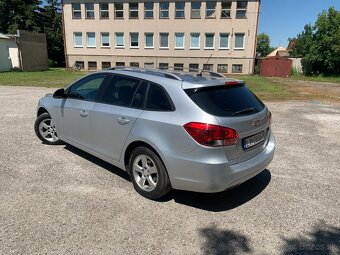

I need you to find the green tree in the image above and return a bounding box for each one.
[38,0,64,66]
[256,33,273,57]
[0,0,41,34]
[289,7,340,75]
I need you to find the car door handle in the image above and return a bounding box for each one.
[80,110,88,117]
[117,117,130,125]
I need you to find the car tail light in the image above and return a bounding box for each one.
[225,81,239,86]
[183,122,238,147]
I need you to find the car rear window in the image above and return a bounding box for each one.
[185,85,265,117]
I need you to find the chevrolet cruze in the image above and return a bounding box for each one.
[35,68,275,199]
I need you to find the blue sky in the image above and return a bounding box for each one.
[258,0,340,48]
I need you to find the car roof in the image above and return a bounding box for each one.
[95,67,244,89]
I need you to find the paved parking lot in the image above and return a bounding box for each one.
[0,86,339,255]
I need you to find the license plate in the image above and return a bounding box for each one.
[243,131,265,150]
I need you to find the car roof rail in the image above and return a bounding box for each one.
[107,66,182,81]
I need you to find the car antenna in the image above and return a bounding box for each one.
[198,53,213,76]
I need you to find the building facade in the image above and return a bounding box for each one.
[62,0,260,74]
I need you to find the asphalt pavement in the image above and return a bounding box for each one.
[0,86,339,255]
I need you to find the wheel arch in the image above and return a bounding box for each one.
[37,107,49,117]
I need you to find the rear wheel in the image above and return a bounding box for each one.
[34,113,63,145]
[128,147,171,200]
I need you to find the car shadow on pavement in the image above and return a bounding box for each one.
[167,169,271,212]
[199,224,253,254]
[64,144,131,182]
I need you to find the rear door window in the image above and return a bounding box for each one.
[186,85,264,117]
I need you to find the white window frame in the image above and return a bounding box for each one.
[205,1,216,18]
[221,1,231,18]
[219,33,230,49]
[86,32,96,48]
[129,2,139,19]
[204,33,215,49]
[74,32,83,48]
[85,3,94,19]
[115,32,125,48]
[159,2,169,18]
[114,3,124,19]
[100,32,110,47]
[236,1,247,19]
[190,33,200,49]
[159,33,169,49]
[144,2,154,18]
[99,3,109,19]
[191,2,201,18]
[130,32,139,48]
[234,33,245,50]
[72,3,81,19]
[175,2,185,18]
[232,64,243,73]
[174,33,185,49]
[144,33,154,48]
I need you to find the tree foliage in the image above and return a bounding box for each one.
[289,7,340,75]
[0,0,64,66]
[256,33,274,57]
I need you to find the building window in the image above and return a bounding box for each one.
[115,32,124,48]
[159,63,168,69]
[206,1,216,18]
[234,33,245,49]
[144,33,154,48]
[100,3,109,18]
[191,2,201,19]
[116,62,125,67]
[219,33,230,49]
[114,3,124,18]
[190,33,200,49]
[85,3,94,19]
[102,62,111,69]
[159,33,169,48]
[175,2,185,18]
[130,33,139,48]
[72,3,81,19]
[232,64,243,73]
[189,63,199,72]
[159,2,169,18]
[221,1,231,18]
[129,3,139,19]
[88,61,97,70]
[217,64,228,73]
[205,33,214,49]
[130,62,139,67]
[144,2,154,18]
[87,32,96,47]
[144,62,154,68]
[174,63,184,71]
[74,32,83,47]
[101,32,110,47]
[236,1,247,18]
[75,61,84,69]
[203,64,213,71]
[175,33,185,49]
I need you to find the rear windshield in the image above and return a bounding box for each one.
[185,85,265,117]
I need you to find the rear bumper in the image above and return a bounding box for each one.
[167,133,275,193]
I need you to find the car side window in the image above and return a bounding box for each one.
[67,73,106,101]
[146,83,173,111]
[100,75,141,107]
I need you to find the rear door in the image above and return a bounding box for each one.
[57,73,107,149]
[90,75,146,162]
[186,84,271,164]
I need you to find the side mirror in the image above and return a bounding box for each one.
[53,88,67,99]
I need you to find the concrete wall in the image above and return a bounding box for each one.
[17,30,48,71]
[63,0,260,73]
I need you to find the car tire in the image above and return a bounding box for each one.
[128,147,171,200]
[34,112,63,145]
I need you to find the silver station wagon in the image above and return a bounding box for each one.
[35,68,275,199]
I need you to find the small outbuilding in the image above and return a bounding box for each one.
[0,33,19,72]
[260,56,293,77]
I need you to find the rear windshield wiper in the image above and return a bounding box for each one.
[232,107,257,116]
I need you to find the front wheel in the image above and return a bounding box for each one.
[34,113,63,145]
[128,147,171,200]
